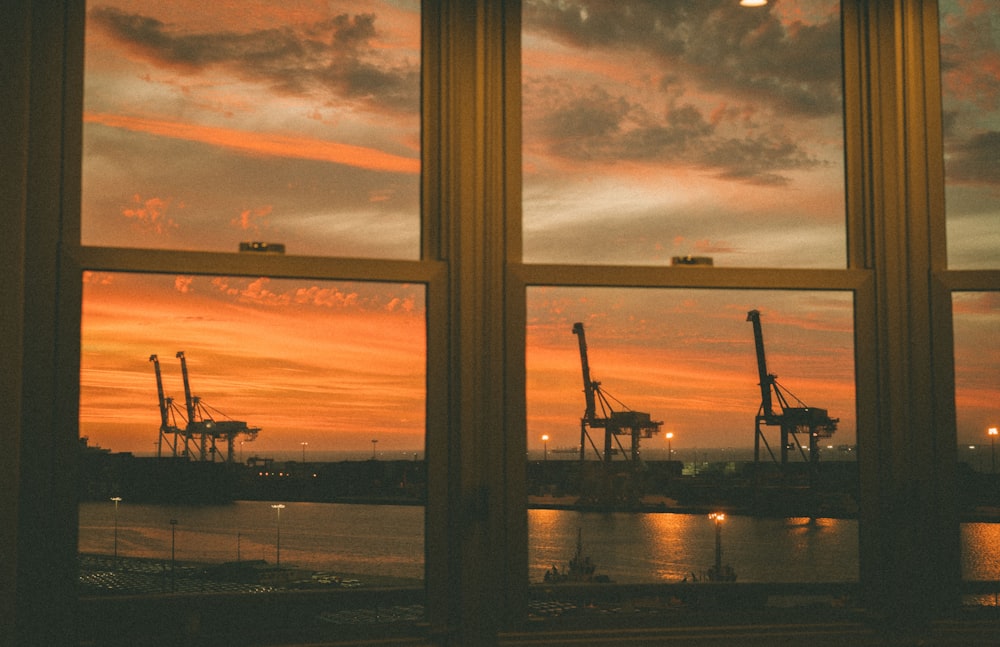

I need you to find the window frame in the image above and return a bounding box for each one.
[9,0,1000,645]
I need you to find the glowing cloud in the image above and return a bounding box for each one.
[85,112,420,174]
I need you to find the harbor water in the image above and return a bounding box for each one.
[78,501,1000,585]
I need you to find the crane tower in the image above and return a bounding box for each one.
[149,354,185,458]
[746,310,838,468]
[572,322,662,464]
[150,352,260,463]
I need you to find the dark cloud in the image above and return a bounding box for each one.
[89,6,419,112]
[939,5,1000,188]
[527,77,821,184]
[700,133,821,186]
[946,130,1000,185]
[524,0,842,117]
[523,1,836,183]
[939,7,1000,114]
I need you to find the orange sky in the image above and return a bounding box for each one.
[79,1,998,458]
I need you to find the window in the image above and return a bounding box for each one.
[10,2,1000,645]
[939,0,1000,269]
[74,1,430,643]
[521,0,846,268]
[954,292,1000,600]
[526,287,858,592]
[82,1,421,259]
[520,0,858,617]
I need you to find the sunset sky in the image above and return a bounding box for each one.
[80,1,997,459]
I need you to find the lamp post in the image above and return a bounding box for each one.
[666,432,674,460]
[990,427,998,474]
[371,439,378,459]
[541,434,549,462]
[110,496,122,570]
[169,519,178,591]
[708,512,725,578]
[300,441,308,463]
[271,504,285,566]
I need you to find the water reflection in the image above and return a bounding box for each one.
[81,503,998,590]
[963,523,1000,580]
[528,510,859,584]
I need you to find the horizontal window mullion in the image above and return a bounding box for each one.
[513,264,870,291]
[74,245,445,284]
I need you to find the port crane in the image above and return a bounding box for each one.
[572,322,662,464]
[150,352,259,463]
[149,354,187,458]
[746,310,838,468]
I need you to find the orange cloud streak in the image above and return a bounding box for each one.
[84,111,420,174]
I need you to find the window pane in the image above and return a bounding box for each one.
[82,1,421,258]
[526,288,857,602]
[955,292,1000,601]
[939,2,1000,269]
[521,1,845,268]
[78,272,426,637]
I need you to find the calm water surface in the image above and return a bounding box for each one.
[78,501,1000,584]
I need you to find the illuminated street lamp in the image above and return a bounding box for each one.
[541,434,549,462]
[300,441,308,463]
[271,504,286,567]
[990,427,998,474]
[708,512,726,577]
[666,432,674,459]
[169,519,178,591]
[110,496,122,570]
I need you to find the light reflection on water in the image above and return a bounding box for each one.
[962,522,1000,580]
[78,501,425,580]
[529,510,858,583]
[79,501,1000,585]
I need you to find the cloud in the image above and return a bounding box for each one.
[84,112,419,174]
[528,78,821,183]
[947,130,1000,185]
[523,0,839,184]
[88,6,420,112]
[174,276,194,293]
[939,0,1000,187]
[524,0,842,117]
[231,205,273,233]
[121,193,178,233]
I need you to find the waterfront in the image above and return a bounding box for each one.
[79,501,1000,587]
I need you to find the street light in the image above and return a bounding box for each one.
[169,519,178,591]
[110,496,122,570]
[708,512,725,579]
[990,427,998,474]
[666,432,674,459]
[371,439,378,460]
[271,504,285,566]
[300,441,308,463]
[541,434,549,462]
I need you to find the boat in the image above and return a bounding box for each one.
[543,528,610,583]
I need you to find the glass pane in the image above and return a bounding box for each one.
[82,1,421,258]
[526,288,857,604]
[521,1,845,268]
[939,2,1000,269]
[78,272,426,634]
[955,292,1000,602]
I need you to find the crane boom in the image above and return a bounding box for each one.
[176,351,197,426]
[572,322,597,422]
[746,310,775,416]
[149,355,170,431]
